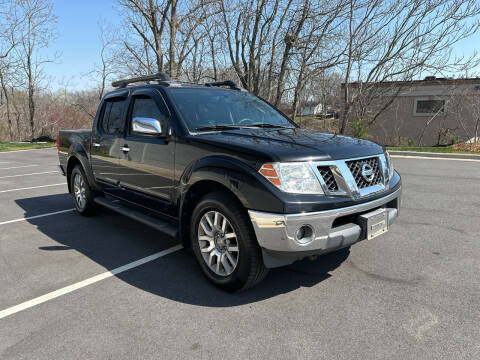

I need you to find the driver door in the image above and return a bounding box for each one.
[115,88,175,217]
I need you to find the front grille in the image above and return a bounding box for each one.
[317,166,339,191]
[346,157,382,189]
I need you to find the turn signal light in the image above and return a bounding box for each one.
[259,163,281,186]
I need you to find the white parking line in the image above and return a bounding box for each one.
[0,165,39,170]
[391,155,480,162]
[0,183,66,194]
[0,209,75,226]
[0,244,183,320]
[0,171,58,179]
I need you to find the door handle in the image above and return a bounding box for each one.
[93,143,101,147]
[121,146,130,153]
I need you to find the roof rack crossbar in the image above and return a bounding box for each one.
[204,80,242,90]
[112,72,172,88]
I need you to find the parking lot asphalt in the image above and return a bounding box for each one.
[0,148,479,360]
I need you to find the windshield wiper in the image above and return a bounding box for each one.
[195,124,243,131]
[195,123,293,131]
[248,123,292,129]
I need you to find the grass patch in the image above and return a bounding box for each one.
[386,146,479,154]
[0,142,56,152]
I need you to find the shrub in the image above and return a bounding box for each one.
[392,136,414,146]
[437,128,459,145]
[349,120,371,139]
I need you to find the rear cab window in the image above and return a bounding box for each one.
[99,99,127,135]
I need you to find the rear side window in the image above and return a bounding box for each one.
[100,100,126,135]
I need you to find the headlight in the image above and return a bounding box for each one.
[385,151,394,179]
[259,162,323,194]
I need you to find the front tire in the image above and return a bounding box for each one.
[70,165,98,216]
[190,192,268,292]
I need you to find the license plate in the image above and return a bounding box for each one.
[359,208,389,240]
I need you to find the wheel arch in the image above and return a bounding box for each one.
[177,156,284,248]
[66,143,99,193]
[179,179,246,249]
[66,156,82,193]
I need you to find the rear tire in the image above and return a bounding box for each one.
[70,165,98,216]
[190,192,268,292]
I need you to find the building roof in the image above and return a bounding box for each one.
[342,76,480,88]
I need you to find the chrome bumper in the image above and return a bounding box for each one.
[248,186,401,267]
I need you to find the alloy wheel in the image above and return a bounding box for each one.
[73,173,87,210]
[197,210,239,276]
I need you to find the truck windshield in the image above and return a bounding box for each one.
[166,87,296,131]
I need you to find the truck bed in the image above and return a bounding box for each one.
[58,129,92,170]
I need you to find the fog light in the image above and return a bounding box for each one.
[295,225,314,245]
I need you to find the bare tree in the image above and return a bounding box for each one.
[289,2,346,118]
[87,21,116,100]
[0,67,14,140]
[118,0,170,74]
[14,0,57,140]
[339,0,480,135]
[116,0,217,79]
[219,0,294,95]
[217,0,345,106]
[431,81,480,146]
[273,0,310,106]
[0,0,21,140]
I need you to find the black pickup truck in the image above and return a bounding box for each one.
[58,73,402,291]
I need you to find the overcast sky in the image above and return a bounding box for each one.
[43,0,480,91]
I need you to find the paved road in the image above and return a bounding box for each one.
[0,148,479,359]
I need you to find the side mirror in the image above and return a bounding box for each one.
[132,117,164,136]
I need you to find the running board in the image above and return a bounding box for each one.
[94,196,178,239]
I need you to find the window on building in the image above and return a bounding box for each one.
[414,99,445,115]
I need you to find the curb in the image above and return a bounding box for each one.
[0,146,56,154]
[389,150,480,160]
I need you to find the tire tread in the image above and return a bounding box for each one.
[191,191,268,291]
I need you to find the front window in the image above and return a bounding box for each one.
[166,88,296,131]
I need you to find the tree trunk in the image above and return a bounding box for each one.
[0,72,13,140]
[208,33,217,81]
[28,60,35,139]
[292,69,305,121]
[274,39,293,107]
[340,84,350,134]
[149,0,162,72]
[475,118,479,144]
[274,0,309,107]
[169,0,178,78]
[11,87,20,138]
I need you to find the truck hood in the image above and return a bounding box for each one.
[192,128,384,162]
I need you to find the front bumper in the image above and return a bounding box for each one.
[248,186,402,268]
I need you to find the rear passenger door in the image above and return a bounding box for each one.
[91,97,127,189]
[116,89,175,216]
